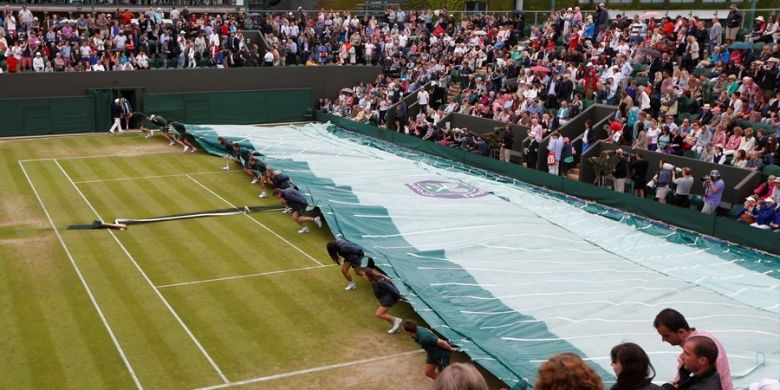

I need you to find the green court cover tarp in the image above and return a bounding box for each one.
[190,123,779,389]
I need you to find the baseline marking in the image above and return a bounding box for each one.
[53,160,230,384]
[18,160,143,390]
[157,264,336,289]
[74,170,241,184]
[186,175,325,266]
[194,350,423,390]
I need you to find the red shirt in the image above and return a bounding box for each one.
[6,56,18,73]
[568,33,580,49]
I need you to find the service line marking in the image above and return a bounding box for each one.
[74,170,241,184]
[53,159,230,384]
[193,350,424,390]
[157,264,336,289]
[186,174,325,267]
[18,160,144,390]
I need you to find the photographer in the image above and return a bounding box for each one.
[630,153,649,198]
[701,170,725,215]
[500,125,514,163]
[651,161,674,204]
[672,167,694,208]
[612,149,629,193]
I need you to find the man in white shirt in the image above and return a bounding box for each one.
[417,88,430,112]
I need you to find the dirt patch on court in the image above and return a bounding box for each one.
[2,132,180,160]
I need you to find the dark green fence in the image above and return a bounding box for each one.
[318,111,780,255]
[145,89,314,124]
[0,96,96,137]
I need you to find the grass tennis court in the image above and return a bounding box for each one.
[0,131,483,389]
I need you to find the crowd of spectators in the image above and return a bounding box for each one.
[0,5,268,72]
[303,4,780,221]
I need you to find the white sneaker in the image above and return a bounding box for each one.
[388,317,403,334]
[258,191,267,198]
[144,131,152,138]
[183,146,190,152]
[190,147,197,153]
[345,282,357,291]
[168,140,176,146]
[251,177,259,184]
[118,129,126,134]
[313,216,322,228]
[222,166,230,171]
[282,207,293,214]
[297,226,310,234]
[149,129,156,137]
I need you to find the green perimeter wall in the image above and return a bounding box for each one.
[0,89,314,137]
[317,111,780,255]
[0,96,96,136]
[145,89,314,125]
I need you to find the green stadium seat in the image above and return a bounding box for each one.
[763,164,780,176]
[753,42,765,55]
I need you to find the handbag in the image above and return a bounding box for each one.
[547,151,556,166]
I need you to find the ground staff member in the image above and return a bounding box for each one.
[327,239,367,290]
[272,187,322,233]
[402,319,458,380]
[170,121,198,153]
[364,268,403,333]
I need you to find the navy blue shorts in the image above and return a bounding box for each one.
[379,294,400,308]
[288,202,306,215]
[344,255,363,268]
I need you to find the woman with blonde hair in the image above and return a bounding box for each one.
[535,353,603,390]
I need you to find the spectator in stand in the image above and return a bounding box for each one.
[547,131,564,176]
[736,195,760,224]
[535,353,603,390]
[609,342,662,390]
[749,198,777,230]
[677,336,724,390]
[434,363,488,390]
[753,175,776,200]
[725,5,743,44]
[653,308,733,390]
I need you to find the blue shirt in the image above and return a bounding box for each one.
[548,137,564,160]
[704,179,725,206]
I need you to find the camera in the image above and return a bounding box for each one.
[661,162,682,174]
[700,175,711,182]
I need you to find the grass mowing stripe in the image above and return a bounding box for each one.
[157,264,337,288]
[3,243,67,388]
[187,175,325,267]
[195,350,425,390]
[53,160,231,385]
[18,161,144,390]
[73,170,241,184]
[77,176,264,286]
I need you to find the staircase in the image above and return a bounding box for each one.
[447,83,462,103]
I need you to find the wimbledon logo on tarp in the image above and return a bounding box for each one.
[406,180,489,199]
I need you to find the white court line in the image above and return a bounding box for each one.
[19,150,177,163]
[74,170,241,184]
[18,160,144,390]
[186,175,325,267]
[157,264,336,289]
[53,160,230,384]
[193,350,424,390]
